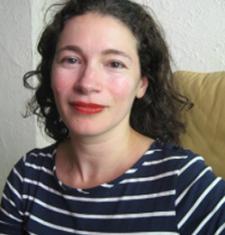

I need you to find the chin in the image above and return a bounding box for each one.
[68,125,108,139]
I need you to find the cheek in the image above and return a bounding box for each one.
[51,71,71,96]
[108,77,136,101]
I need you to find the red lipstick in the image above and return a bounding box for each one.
[72,101,105,114]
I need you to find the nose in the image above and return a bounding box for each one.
[75,63,102,94]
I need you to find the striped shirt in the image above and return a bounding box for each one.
[0,140,225,234]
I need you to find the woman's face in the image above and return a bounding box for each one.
[51,12,148,138]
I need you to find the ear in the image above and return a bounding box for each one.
[136,76,149,98]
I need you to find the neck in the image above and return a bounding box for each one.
[56,126,152,189]
[68,125,135,169]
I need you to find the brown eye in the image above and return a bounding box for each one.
[110,61,125,69]
[64,57,80,64]
[57,56,82,68]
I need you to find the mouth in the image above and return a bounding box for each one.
[72,101,105,115]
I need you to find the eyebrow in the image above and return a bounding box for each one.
[56,45,132,61]
[56,45,82,55]
[102,49,132,61]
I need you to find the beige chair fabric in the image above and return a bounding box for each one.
[173,71,225,179]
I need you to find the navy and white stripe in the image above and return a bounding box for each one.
[0,140,225,234]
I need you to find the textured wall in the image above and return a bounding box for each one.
[141,0,225,71]
[0,0,36,194]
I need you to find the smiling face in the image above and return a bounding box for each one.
[51,12,148,139]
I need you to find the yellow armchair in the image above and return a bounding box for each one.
[173,71,225,179]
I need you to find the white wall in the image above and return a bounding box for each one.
[0,0,225,194]
[0,0,36,194]
[143,0,225,72]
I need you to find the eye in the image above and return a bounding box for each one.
[109,61,126,69]
[62,56,80,64]
[55,55,82,68]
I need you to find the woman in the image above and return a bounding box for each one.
[0,0,224,234]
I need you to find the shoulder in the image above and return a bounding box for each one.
[0,143,59,232]
[147,140,225,195]
[14,143,57,170]
[7,143,57,188]
[147,139,205,175]
[151,141,225,233]
[24,143,57,160]
[154,140,223,183]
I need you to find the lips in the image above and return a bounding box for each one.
[72,101,105,114]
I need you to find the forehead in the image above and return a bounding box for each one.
[57,12,138,54]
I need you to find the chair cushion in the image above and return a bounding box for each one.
[173,71,225,178]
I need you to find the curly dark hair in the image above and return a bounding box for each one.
[24,0,191,144]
